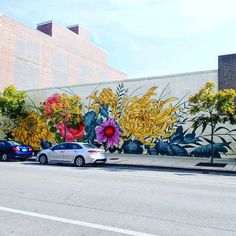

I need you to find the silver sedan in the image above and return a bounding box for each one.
[36,142,107,167]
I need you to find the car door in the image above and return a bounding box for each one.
[63,143,83,163]
[49,143,67,162]
[0,141,7,155]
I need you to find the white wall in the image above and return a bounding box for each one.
[24,70,218,107]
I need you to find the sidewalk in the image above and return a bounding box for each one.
[105,153,236,174]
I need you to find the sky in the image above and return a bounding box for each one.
[1,0,236,78]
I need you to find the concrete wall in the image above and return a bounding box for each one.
[0,13,127,91]
[22,70,236,157]
[25,70,218,106]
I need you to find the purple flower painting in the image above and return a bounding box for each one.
[96,118,121,149]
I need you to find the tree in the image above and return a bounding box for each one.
[0,85,27,139]
[189,82,236,164]
[41,93,84,142]
[0,85,27,121]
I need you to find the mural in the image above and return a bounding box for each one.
[1,83,235,157]
[40,93,84,143]
[13,112,56,150]
[84,85,177,154]
[0,115,14,140]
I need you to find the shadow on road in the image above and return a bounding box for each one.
[18,160,236,177]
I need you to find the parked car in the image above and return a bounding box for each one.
[36,142,107,167]
[0,140,33,161]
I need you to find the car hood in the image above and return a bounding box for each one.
[37,148,51,155]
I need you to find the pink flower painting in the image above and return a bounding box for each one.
[44,93,60,117]
[56,123,84,141]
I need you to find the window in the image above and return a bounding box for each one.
[66,143,82,150]
[0,142,6,148]
[52,144,67,151]
[7,141,21,146]
[83,143,98,149]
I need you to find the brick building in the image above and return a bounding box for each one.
[0,13,127,91]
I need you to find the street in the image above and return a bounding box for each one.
[0,161,236,236]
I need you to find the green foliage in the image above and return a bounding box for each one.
[116,83,129,118]
[0,115,15,140]
[189,82,236,126]
[188,82,236,162]
[0,85,27,121]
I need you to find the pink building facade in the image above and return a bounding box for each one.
[0,13,127,91]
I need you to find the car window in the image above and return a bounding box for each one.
[0,142,6,148]
[52,144,67,151]
[83,143,98,149]
[66,143,82,150]
[7,141,21,146]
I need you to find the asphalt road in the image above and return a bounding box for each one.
[0,161,236,236]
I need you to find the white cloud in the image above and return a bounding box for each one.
[85,0,236,38]
[178,0,236,32]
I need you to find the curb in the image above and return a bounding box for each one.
[26,157,236,175]
[105,163,236,175]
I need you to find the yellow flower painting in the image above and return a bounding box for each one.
[13,112,56,150]
[87,85,178,147]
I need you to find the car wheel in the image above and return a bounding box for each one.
[1,153,8,162]
[39,154,48,165]
[75,156,85,167]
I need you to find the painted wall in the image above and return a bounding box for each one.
[17,69,235,157]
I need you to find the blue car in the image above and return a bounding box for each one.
[0,141,33,161]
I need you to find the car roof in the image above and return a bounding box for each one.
[0,140,21,145]
[54,142,99,147]
[0,140,15,143]
[56,142,86,144]
[54,142,90,146]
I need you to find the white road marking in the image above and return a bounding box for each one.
[0,206,156,236]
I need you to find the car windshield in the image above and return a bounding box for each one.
[7,141,22,146]
[83,143,98,149]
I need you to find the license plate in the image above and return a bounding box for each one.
[22,148,27,152]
